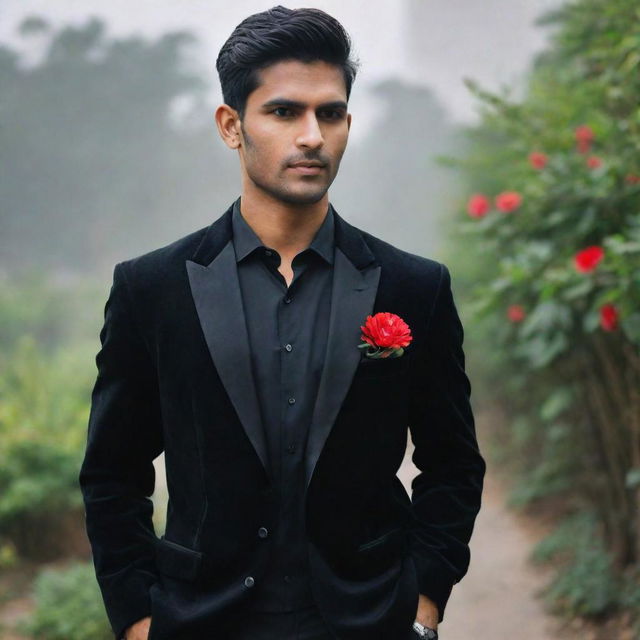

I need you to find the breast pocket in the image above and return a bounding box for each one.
[356,353,409,379]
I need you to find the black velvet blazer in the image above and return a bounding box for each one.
[79,200,485,640]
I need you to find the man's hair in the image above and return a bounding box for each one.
[216,5,359,119]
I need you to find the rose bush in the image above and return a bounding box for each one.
[442,0,640,625]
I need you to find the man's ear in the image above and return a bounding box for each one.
[215,104,241,149]
[347,112,352,131]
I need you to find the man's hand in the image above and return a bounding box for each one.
[124,616,152,640]
[416,594,439,630]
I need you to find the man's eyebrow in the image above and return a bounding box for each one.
[261,98,348,111]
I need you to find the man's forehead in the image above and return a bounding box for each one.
[250,60,348,104]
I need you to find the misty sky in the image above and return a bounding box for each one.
[1,0,562,137]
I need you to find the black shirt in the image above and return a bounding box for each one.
[231,197,335,611]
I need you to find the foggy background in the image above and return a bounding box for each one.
[0,0,561,275]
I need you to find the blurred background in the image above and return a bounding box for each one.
[0,1,638,639]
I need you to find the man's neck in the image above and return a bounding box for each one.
[238,190,329,261]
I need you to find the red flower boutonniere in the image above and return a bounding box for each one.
[359,312,412,359]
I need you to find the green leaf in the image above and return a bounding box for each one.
[540,389,573,422]
[625,468,640,489]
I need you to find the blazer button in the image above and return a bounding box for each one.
[258,527,269,539]
[244,576,255,588]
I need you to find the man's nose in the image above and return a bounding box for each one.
[296,113,324,149]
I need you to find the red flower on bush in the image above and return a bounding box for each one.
[586,155,602,169]
[507,305,526,323]
[495,191,522,213]
[625,174,640,184]
[467,194,490,218]
[575,124,594,153]
[574,246,604,273]
[529,151,548,169]
[599,304,618,331]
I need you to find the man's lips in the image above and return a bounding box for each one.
[287,163,326,175]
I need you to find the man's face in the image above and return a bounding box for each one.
[236,59,352,205]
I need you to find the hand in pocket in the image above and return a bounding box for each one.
[124,616,152,640]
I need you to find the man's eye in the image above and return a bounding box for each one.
[273,107,293,117]
[320,110,343,120]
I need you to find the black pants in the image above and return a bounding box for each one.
[221,604,334,639]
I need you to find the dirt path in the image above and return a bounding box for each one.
[398,444,580,640]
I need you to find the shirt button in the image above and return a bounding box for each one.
[265,249,272,256]
[258,527,269,539]
[284,297,292,304]
[244,576,255,588]
[288,397,296,405]
[284,575,293,583]
[285,343,292,352]
[286,443,296,454]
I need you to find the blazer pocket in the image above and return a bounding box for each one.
[155,535,203,582]
[356,527,404,553]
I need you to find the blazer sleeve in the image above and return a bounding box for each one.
[407,262,485,621]
[79,261,164,639]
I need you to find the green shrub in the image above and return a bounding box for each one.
[0,333,94,558]
[440,0,640,628]
[532,512,620,618]
[21,562,112,640]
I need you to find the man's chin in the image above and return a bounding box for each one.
[272,186,330,206]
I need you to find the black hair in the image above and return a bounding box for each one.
[216,5,359,119]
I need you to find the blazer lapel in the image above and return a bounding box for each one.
[184,201,382,489]
[185,202,270,475]
[304,211,381,490]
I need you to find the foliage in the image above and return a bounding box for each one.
[0,274,101,558]
[532,512,620,617]
[442,0,640,624]
[21,562,112,640]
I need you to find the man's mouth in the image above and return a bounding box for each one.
[287,162,326,175]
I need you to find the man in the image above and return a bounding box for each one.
[79,6,485,640]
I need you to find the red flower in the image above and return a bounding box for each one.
[529,152,548,169]
[495,191,522,213]
[507,305,526,323]
[599,304,618,331]
[625,174,640,184]
[575,124,594,154]
[575,125,594,142]
[360,312,412,358]
[574,246,604,273]
[467,194,490,218]
[577,140,591,153]
[586,155,602,169]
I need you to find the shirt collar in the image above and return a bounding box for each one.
[231,197,335,265]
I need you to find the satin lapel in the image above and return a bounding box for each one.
[305,247,381,489]
[186,240,269,475]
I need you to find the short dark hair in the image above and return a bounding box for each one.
[216,5,359,119]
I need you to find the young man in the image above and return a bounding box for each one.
[79,6,485,640]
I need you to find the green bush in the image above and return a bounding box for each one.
[0,272,100,559]
[532,513,621,617]
[21,561,112,640]
[441,0,640,626]
[0,307,96,558]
